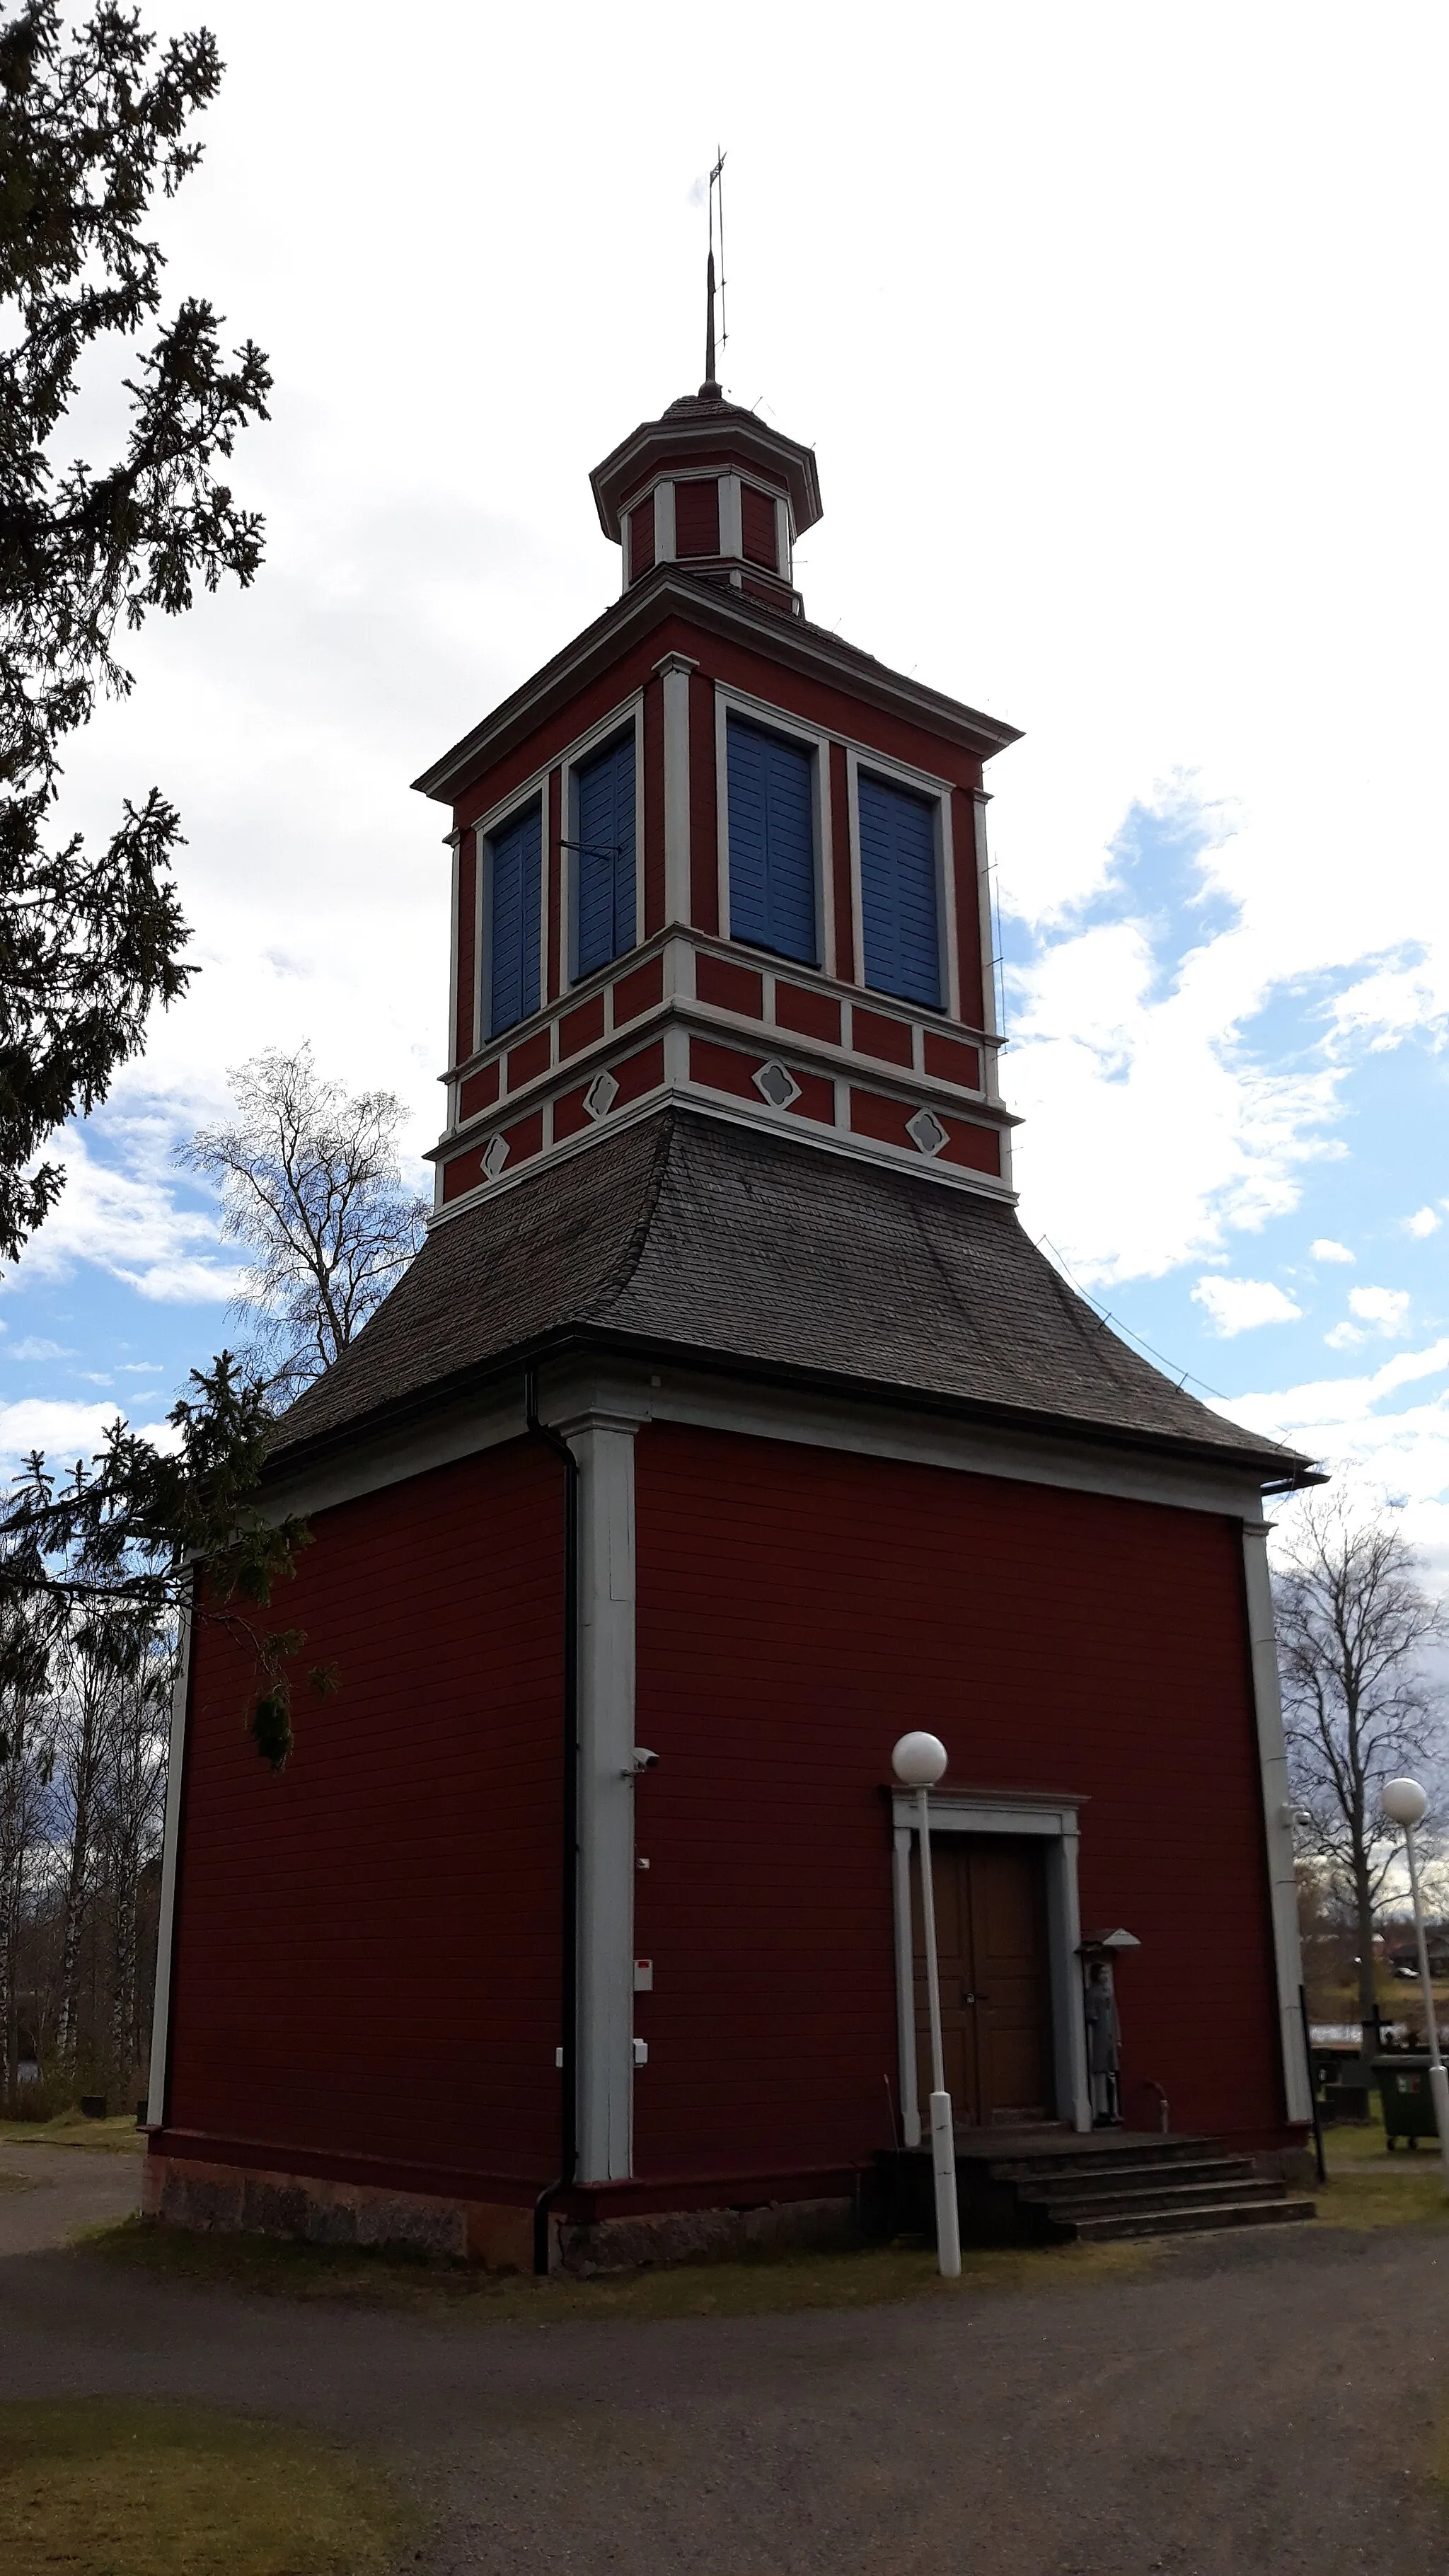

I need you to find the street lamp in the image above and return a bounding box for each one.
[1380,1777,1449,2188]
[891,1730,962,2279]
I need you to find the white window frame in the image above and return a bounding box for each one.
[559,693,646,991]
[846,744,961,1020]
[473,773,549,1047]
[714,681,835,978]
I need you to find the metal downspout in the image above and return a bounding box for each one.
[524,1366,579,2273]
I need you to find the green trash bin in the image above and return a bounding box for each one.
[1373,2055,1441,2148]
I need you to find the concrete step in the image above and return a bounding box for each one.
[1069,2195,1315,2243]
[983,2139,1220,2183]
[1019,2156,1258,2202]
[1026,2176,1288,2225]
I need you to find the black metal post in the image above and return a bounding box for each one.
[1299,1983,1327,2185]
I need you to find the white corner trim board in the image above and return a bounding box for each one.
[146,1593,195,2127]
[1241,1520,1313,2125]
[570,1415,640,2183]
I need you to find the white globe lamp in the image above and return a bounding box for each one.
[891,1731,948,1789]
[1382,1777,1428,1829]
[891,1728,959,2277]
[1380,1777,1449,2187]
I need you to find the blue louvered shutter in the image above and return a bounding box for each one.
[575,731,636,978]
[727,717,817,964]
[487,799,542,1036]
[858,773,942,1008]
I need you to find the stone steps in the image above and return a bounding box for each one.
[1070,2194,1316,2243]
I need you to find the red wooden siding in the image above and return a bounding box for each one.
[560,995,606,1058]
[688,669,719,931]
[741,484,779,570]
[628,500,654,582]
[458,1060,498,1123]
[674,478,720,558]
[632,1425,1282,2176]
[642,676,665,936]
[923,1030,981,1090]
[775,981,841,1046]
[614,956,664,1024]
[952,788,988,1029]
[853,1006,914,1068]
[454,837,477,1066]
[165,1443,565,2181]
[696,953,763,1017]
[545,768,562,1003]
[829,742,854,982]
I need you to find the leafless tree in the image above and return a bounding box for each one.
[1276,1494,1448,2050]
[178,1044,428,1404]
[98,1628,171,2081]
[0,1682,52,2108]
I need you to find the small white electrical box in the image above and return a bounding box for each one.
[633,1957,654,1992]
[633,2038,649,2067]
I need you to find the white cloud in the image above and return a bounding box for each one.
[3,1125,246,1306]
[1349,1286,1412,1333]
[7,1337,74,1363]
[1407,1206,1441,1238]
[1324,1321,1365,1351]
[0,1397,175,1479]
[1218,1340,1449,1581]
[1312,1238,1355,1264]
[1191,1275,1304,1336]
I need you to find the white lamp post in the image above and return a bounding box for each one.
[891,1730,962,2278]
[1380,1777,1449,2187]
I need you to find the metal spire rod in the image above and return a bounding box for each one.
[702,147,727,397]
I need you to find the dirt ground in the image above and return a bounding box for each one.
[1,2139,1446,2575]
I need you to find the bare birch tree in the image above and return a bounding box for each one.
[1276,1494,1448,2050]
[0,1680,52,2108]
[178,1044,427,1404]
[98,1625,171,2080]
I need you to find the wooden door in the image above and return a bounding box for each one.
[911,1835,1053,2127]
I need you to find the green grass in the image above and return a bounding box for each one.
[0,2110,144,2154]
[0,2396,408,2576]
[76,2214,1155,2323]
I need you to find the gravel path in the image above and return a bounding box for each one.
[0,2209,1444,2572]
[0,2137,142,2256]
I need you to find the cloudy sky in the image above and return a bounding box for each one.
[5,1,1448,1566]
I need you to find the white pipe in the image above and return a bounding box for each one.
[1403,1819,1449,2188]
[916,1786,960,2276]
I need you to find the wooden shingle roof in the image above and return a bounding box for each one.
[269,1109,1312,1486]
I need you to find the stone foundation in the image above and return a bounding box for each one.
[556,2194,858,2276]
[143,2154,857,2276]
[143,2154,533,2270]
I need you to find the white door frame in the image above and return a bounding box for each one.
[891,1791,1091,2144]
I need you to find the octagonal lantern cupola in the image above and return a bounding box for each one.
[590,384,821,618]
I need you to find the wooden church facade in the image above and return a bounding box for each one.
[144,364,1315,2270]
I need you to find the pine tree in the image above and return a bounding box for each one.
[0,1,270,1259]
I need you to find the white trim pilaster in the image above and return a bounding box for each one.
[1242,1519,1312,2124]
[655,654,695,928]
[146,1595,195,2125]
[654,480,676,564]
[719,473,743,560]
[892,1826,920,2146]
[568,1414,640,2181]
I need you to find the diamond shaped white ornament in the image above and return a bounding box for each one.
[753,1059,801,1111]
[906,1107,948,1157]
[482,1135,510,1181]
[585,1070,620,1120]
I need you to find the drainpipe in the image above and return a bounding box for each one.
[524,1365,579,2274]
